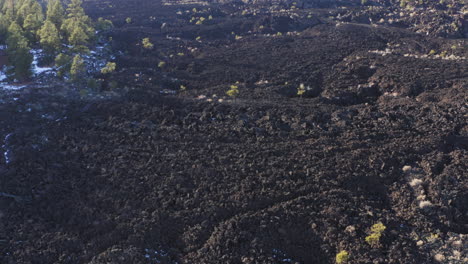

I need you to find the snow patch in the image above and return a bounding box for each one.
[0,83,27,90]
[2,133,13,164]
[0,70,6,82]
[143,248,179,264]
[31,49,53,76]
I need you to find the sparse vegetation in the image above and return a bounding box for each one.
[366,222,386,248]
[226,84,239,98]
[297,83,306,96]
[0,1,466,263]
[100,62,116,74]
[336,250,349,263]
[142,37,154,49]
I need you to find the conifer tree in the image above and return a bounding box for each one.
[46,0,65,28]
[69,25,89,53]
[54,52,71,78]
[6,22,32,81]
[70,54,85,81]
[18,0,44,41]
[61,0,94,52]
[96,17,113,32]
[2,0,17,21]
[0,13,11,42]
[38,19,61,60]
[66,0,86,19]
[17,0,35,25]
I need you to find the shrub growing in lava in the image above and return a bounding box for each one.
[335,250,349,263]
[226,85,239,98]
[142,38,154,49]
[101,62,116,74]
[365,222,386,248]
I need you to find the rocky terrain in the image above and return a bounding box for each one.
[0,0,466,263]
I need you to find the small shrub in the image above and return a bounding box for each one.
[126,17,132,24]
[370,222,386,234]
[336,250,349,263]
[101,62,116,74]
[297,83,306,96]
[366,222,386,248]
[226,85,239,98]
[429,49,436,55]
[96,17,114,32]
[142,38,154,49]
[365,232,382,247]
[158,61,166,68]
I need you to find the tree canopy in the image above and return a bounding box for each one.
[0,0,98,82]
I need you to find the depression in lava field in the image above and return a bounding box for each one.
[0,0,467,263]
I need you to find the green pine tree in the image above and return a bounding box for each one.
[38,19,61,60]
[17,0,35,25]
[70,54,85,82]
[46,0,65,28]
[95,17,113,32]
[66,0,86,19]
[61,0,94,51]
[6,22,32,81]
[68,24,89,53]
[54,52,71,78]
[0,13,11,42]
[2,0,18,21]
[18,0,44,41]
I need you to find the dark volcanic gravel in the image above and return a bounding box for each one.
[0,0,467,263]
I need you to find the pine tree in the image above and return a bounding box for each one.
[69,25,89,53]
[54,52,71,78]
[46,0,65,28]
[0,13,11,42]
[6,22,32,81]
[70,54,85,82]
[66,0,86,19]
[38,20,61,60]
[61,0,94,52]
[2,0,17,21]
[96,17,113,32]
[18,0,43,41]
[17,0,35,26]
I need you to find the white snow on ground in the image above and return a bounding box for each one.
[0,84,27,90]
[0,49,53,90]
[31,49,53,75]
[0,70,6,82]
[3,133,13,164]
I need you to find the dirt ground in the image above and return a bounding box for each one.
[0,0,466,263]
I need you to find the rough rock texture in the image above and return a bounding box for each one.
[0,0,466,263]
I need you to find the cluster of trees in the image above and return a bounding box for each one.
[0,0,113,82]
